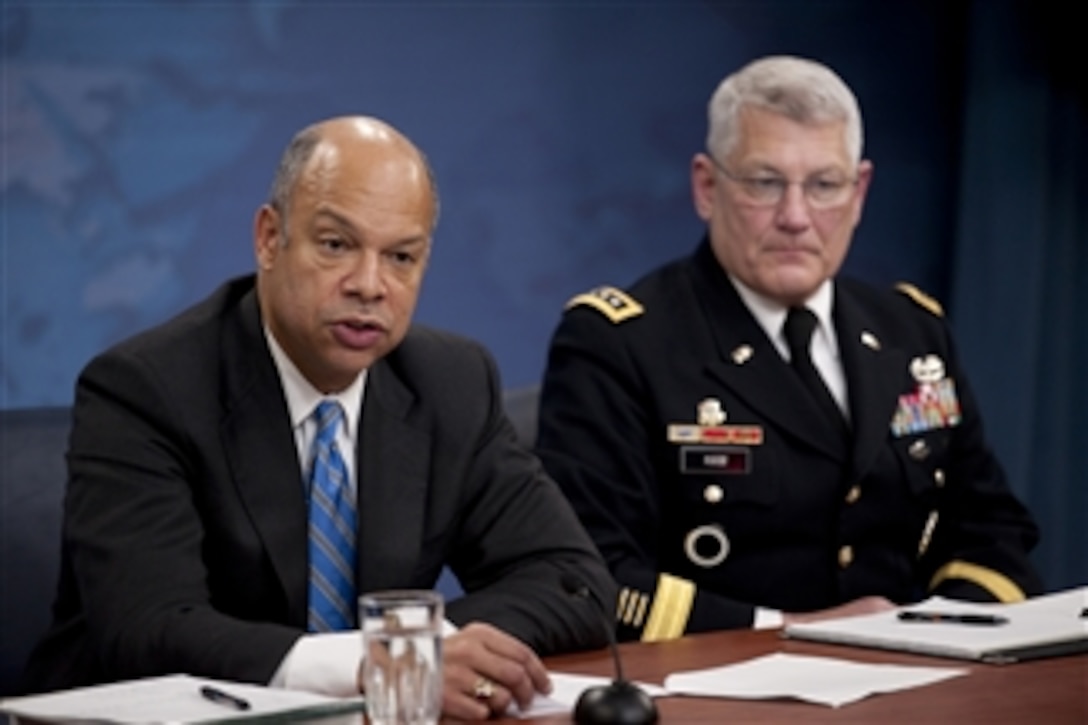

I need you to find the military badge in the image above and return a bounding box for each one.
[910,355,946,383]
[668,398,764,448]
[697,398,727,426]
[684,524,730,568]
[891,358,963,436]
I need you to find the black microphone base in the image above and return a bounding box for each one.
[573,680,659,725]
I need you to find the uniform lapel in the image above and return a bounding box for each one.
[219,288,310,626]
[356,353,430,593]
[690,244,847,461]
[833,285,907,479]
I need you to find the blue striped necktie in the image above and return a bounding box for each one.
[307,400,357,632]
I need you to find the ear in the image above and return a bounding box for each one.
[254,204,282,271]
[849,160,874,223]
[691,153,718,222]
[854,160,874,206]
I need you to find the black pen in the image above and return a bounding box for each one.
[200,684,252,711]
[898,610,1008,626]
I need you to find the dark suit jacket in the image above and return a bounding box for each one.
[23,276,612,692]
[537,239,1042,640]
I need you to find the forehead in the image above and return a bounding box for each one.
[291,138,435,233]
[729,106,852,170]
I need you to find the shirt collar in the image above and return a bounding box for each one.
[728,275,837,357]
[263,328,367,438]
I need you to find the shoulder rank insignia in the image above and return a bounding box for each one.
[895,282,944,317]
[565,285,644,324]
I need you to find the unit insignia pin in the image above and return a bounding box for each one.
[860,331,881,350]
[684,524,730,568]
[731,345,754,365]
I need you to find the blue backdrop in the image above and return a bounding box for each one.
[2,1,1083,589]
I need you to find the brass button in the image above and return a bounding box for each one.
[845,485,861,504]
[934,468,946,487]
[704,484,724,504]
[838,545,854,568]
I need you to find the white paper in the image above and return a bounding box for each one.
[0,674,364,724]
[785,586,1088,662]
[664,652,967,708]
[511,672,667,719]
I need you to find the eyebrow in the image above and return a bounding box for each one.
[744,162,849,177]
[312,208,430,247]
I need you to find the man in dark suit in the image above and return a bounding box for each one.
[536,56,1042,641]
[24,117,613,720]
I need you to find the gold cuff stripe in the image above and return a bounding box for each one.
[616,588,631,623]
[641,574,695,642]
[565,286,644,324]
[633,593,649,627]
[622,589,640,624]
[895,282,944,317]
[929,560,1026,603]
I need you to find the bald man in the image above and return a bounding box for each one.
[23,117,613,720]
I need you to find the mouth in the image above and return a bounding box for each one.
[765,244,818,260]
[331,318,387,350]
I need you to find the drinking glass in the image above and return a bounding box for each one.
[360,590,443,725]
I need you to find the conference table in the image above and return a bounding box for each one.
[497,628,1087,723]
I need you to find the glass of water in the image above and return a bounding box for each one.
[360,590,444,725]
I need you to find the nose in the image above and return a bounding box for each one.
[344,250,386,301]
[773,182,813,233]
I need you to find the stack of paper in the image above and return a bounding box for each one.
[784,585,1088,663]
[664,652,967,707]
[0,674,364,724]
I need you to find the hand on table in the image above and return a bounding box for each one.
[782,595,896,626]
[440,622,552,720]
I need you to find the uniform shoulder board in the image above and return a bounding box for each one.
[564,285,644,324]
[895,282,944,318]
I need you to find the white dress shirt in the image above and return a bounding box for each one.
[727,277,851,629]
[264,328,368,696]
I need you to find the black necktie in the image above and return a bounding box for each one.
[783,307,848,433]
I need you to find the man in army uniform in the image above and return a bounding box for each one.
[536,56,1042,640]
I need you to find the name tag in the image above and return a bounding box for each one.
[680,446,751,475]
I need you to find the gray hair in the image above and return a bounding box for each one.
[266,123,441,233]
[707,56,863,164]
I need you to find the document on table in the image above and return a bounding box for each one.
[664,652,967,708]
[784,585,1088,663]
[0,673,365,724]
[511,673,667,719]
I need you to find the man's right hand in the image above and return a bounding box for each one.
[782,595,896,626]
[440,622,552,720]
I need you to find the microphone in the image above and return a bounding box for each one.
[561,573,659,725]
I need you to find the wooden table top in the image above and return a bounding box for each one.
[499,628,1087,723]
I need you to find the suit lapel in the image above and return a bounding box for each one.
[834,286,907,479]
[219,288,310,626]
[356,355,430,593]
[690,245,847,461]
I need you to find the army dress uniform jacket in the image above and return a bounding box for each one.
[536,239,1042,640]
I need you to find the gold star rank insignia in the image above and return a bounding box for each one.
[565,286,644,324]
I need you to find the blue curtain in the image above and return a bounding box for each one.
[950,1,1087,589]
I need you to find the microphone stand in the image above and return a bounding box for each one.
[561,574,659,725]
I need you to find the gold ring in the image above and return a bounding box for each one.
[472,677,495,700]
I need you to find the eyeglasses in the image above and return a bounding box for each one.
[706,153,859,210]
